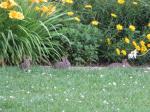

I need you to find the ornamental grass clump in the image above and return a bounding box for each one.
[0,0,69,65]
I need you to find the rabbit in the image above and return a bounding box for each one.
[122,59,131,67]
[19,57,31,72]
[108,59,131,68]
[54,57,71,69]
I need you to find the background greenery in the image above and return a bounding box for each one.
[0,0,150,65]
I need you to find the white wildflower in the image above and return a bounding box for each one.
[103,100,109,104]
[117,108,120,111]
[128,49,138,59]
[130,76,133,79]
[108,82,112,85]
[134,81,138,84]
[27,69,31,73]
[65,98,69,101]
[113,82,117,86]
[102,88,106,92]
[51,98,54,101]
[9,96,15,99]
[80,94,85,98]
[42,72,46,75]
[100,75,104,78]
[147,67,150,70]
[54,86,57,89]
[27,91,30,94]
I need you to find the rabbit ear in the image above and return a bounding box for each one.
[28,57,32,61]
[122,59,127,63]
[62,57,67,61]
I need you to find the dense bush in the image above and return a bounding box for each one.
[61,0,150,64]
[60,23,103,65]
[0,0,69,65]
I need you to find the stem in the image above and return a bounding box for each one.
[137,49,150,57]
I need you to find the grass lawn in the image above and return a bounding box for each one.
[0,67,150,112]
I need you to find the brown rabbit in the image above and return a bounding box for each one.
[54,57,71,69]
[19,57,31,71]
[108,59,131,68]
[122,59,131,67]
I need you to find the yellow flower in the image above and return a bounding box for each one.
[0,0,17,9]
[34,6,40,11]
[140,46,147,53]
[121,50,127,56]
[133,2,138,5]
[106,38,111,45]
[135,45,141,51]
[39,0,48,2]
[0,2,9,9]
[62,0,74,4]
[116,48,121,55]
[148,23,150,27]
[111,13,117,18]
[40,5,56,15]
[31,0,39,3]
[67,11,74,16]
[129,25,136,32]
[140,40,145,46]
[47,5,56,15]
[124,37,130,44]
[147,44,150,48]
[146,34,150,40]
[31,0,47,3]
[8,0,18,7]
[84,4,92,9]
[41,6,49,13]
[9,11,24,20]
[74,17,80,22]
[132,41,137,46]
[117,0,125,5]
[91,20,99,26]
[116,24,123,31]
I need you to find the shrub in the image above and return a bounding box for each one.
[60,23,103,65]
[61,0,150,64]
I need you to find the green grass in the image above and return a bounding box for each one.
[0,67,150,112]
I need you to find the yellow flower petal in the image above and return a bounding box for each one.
[116,24,123,31]
[117,0,125,5]
[9,11,24,20]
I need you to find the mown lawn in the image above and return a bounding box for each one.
[0,67,150,112]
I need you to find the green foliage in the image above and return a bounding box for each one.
[60,24,103,65]
[63,0,150,63]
